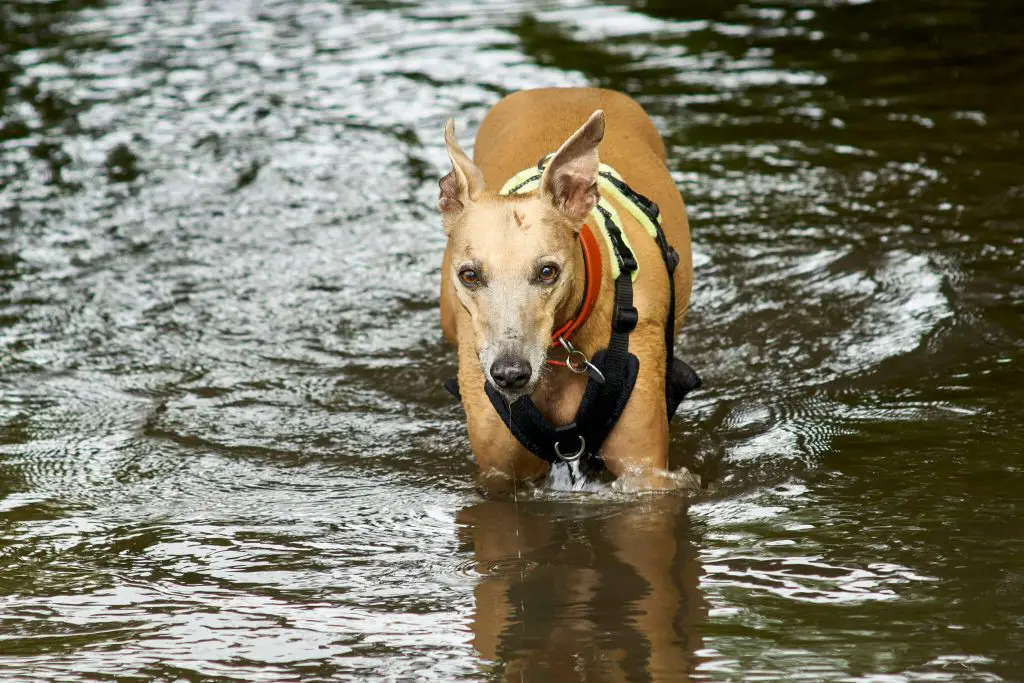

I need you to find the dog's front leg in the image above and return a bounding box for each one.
[600,369,699,491]
[459,367,550,490]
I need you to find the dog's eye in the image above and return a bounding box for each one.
[458,268,481,287]
[538,264,560,284]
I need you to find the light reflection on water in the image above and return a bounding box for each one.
[1,0,1022,680]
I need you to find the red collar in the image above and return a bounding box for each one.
[550,223,603,347]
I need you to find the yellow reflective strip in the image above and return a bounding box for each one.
[597,164,659,241]
[499,169,541,195]
[498,162,650,281]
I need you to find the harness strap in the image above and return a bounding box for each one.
[450,161,701,472]
[599,171,687,416]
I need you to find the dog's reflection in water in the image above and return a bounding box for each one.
[457,494,705,682]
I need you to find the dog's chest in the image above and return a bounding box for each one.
[532,374,589,425]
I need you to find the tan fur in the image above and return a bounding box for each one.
[458,497,705,680]
[439,88,693,490]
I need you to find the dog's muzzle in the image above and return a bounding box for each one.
[489,354,531,392]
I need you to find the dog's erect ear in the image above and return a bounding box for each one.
[439,119,486,228]
[540,109,605,223]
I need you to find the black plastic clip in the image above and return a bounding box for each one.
[613,305,639,333]
[665,246,680,275]
[620,253,639,273]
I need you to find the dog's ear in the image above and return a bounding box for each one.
[540,109,605,223]
[439,119,486,229]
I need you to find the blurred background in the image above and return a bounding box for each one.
[1,0,1021,681]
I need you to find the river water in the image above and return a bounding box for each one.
[1,0,1021,680]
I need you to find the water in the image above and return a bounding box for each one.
[1,0,1021,680]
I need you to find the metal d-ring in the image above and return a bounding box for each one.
[558,336,589,375]
[553,435,586,463]
[557,336,606,384]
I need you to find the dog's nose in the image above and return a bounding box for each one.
[489,356,532,391]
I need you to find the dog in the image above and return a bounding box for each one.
[439,88,695,490]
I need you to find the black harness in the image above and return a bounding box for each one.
[445,163,701,476]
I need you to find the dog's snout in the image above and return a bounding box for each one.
[489,355,532,391]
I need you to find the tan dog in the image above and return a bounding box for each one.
[439,88,693,490]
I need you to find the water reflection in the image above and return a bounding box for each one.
[1,0,1022,679]
[459,495,704,682]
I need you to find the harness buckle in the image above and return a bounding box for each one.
[613,305,639,333]
[553,435,586,463]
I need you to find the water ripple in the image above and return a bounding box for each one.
[1,0,1021,680]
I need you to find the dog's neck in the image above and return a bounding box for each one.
[553,232,615,364]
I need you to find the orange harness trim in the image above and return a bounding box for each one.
[547,223,602,363]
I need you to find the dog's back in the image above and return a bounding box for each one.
[474,88,666,174]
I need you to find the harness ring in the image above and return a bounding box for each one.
[558,336,589,375]
[553,436,586,463]
[565,350,589,374]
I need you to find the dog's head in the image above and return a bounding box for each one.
[439,110,605,401]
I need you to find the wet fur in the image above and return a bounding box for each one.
[439,88,694,490]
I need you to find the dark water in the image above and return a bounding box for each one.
[1,0,1021,680]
